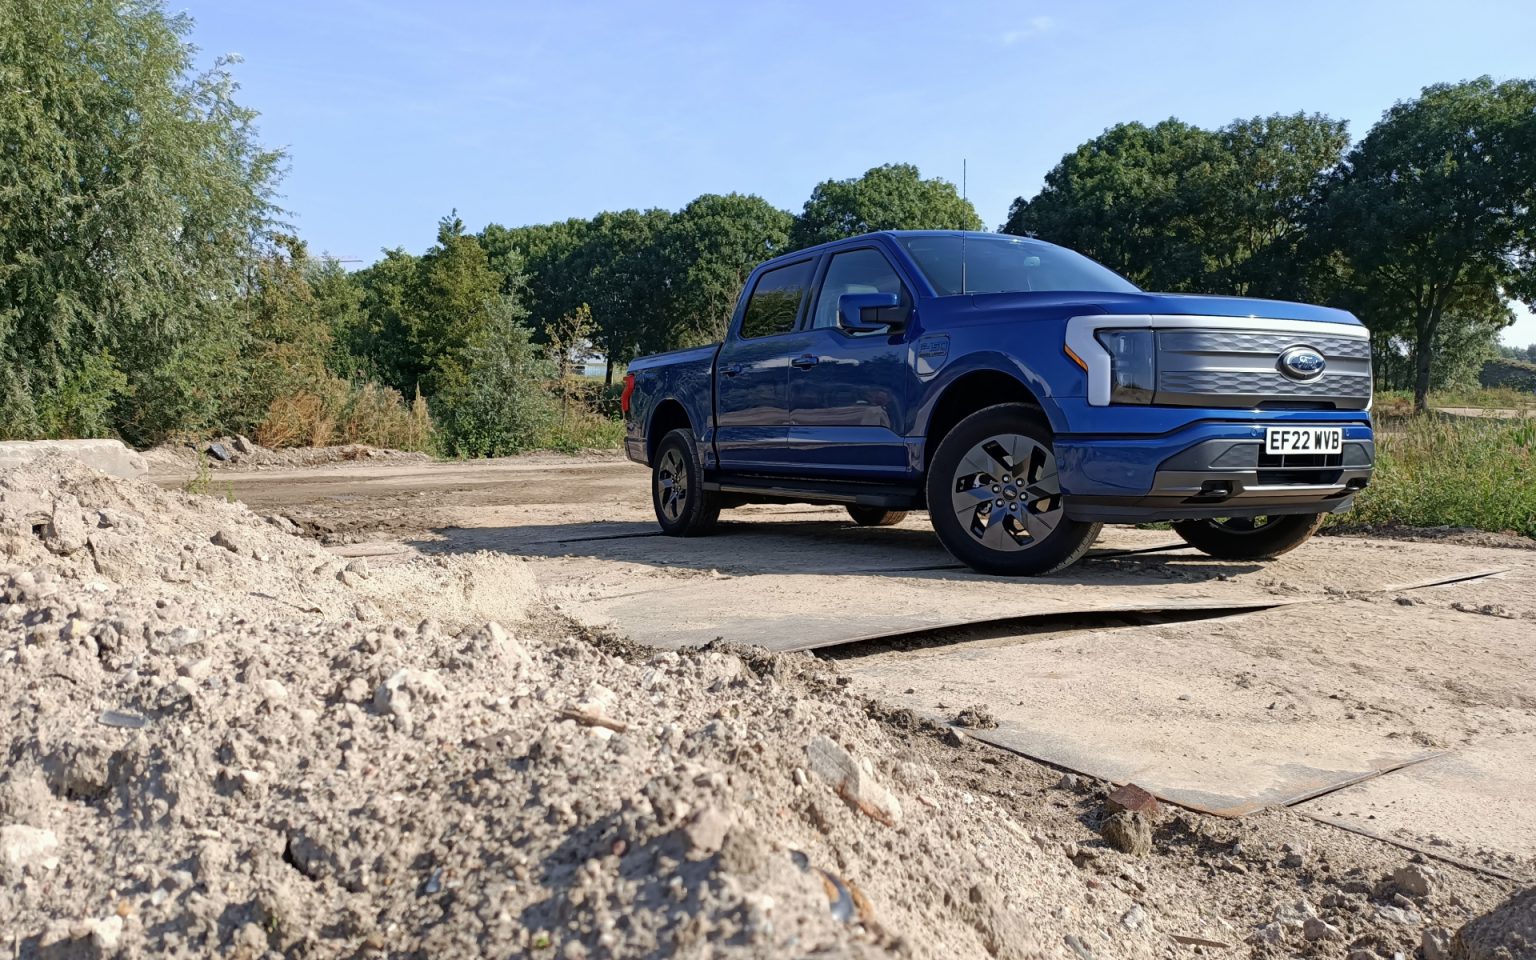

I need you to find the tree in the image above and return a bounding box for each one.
[1004,115,1347,295]
[790,163,983,250]
[478,217,590,338]
[0,0,282,442]
[568,209,672,383]
[1312,78,1536,411]
[657,194,793,349]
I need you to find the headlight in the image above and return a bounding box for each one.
[1095,329,1156,403]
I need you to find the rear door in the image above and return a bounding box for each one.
[785,246,916,479]
[712,258,818,473]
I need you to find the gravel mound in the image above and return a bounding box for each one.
[1,455,1167,958]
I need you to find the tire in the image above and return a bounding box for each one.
[1170,513,1326,560]
[652,429,720,537]
[847,506,908,527]
[925,403,1101,576]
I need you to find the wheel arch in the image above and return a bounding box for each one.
[920,367,1058,473]
[647,398,694,464]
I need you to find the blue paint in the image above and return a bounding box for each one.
[625,231,1375,517]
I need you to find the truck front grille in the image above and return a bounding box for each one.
[1153,330,1372,410]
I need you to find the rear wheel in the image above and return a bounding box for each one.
[925,403,1101,576]
[652,430,720,537]
[1171,514,1326,560]
[847,506,907,527]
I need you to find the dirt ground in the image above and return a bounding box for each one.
[3,449,1533,959]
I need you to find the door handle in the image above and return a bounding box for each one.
[720,362,743,377]
[790,354,819,369]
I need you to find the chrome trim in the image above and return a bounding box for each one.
[1065,314,1371,407]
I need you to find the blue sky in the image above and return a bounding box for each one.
[184,0,1536,343]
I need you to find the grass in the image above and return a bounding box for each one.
[1336,414,1536,537]
[1373,386,1536,417]
[534,410,626,454]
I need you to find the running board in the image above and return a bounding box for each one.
[704,477,919,510]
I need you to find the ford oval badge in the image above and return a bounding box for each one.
[1278,346,1327,381]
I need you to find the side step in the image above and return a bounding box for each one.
[704,476,921,510]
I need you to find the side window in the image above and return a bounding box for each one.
[739,260,814,339]
[811,249,908,331]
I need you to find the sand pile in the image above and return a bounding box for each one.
[0,455,1171,958]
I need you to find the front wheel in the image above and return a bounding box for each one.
[925,403,1101,576]
[652,430,720,536]
[1171,514,1326,560]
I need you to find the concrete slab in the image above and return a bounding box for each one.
[1293,731,1536,873]
[0,439,147,479]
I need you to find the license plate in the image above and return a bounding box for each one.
[1264,426,1343,455]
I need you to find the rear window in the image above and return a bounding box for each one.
[739,259,814,339]
[897,235,1140,297]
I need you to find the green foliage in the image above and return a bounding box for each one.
[0,0,283,444]
[433,307,556,458]
[1481,358,1536,394]
[790,164,983,250]
[1311,77,1536,410]
[1005,114,1348,295]
[657,194,793,348]
[1337,415,1536,537]
[36,350,130,439]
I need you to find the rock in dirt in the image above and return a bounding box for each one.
[806,734,902,825]
[1453,886,1536,959]
[205,442,232,462]
[954,704,998,729]
[1392,862,1435,897]
[0,824,59,871]
[1100,811,1153,856]
[1421,925,1452,960]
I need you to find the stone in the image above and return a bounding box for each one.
[259,678,288,702]
[374,668,447,729]
[805,735,901,825]
[683,805,732,855]
[1120,904,1145,930]
[1454,887,1536,959]
[0,824,60,871]
[1303,917,1341,941]
[1420,925,1451,960]
[1100,812,1152,856]
[1392,863,1434,897]
[210,529,239,552]
[205,442,232,462]
[232,435,255,454]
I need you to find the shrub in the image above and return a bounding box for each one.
[256,378,434,452]
[1339,415,1536,537]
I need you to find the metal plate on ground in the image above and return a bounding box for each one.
[1292,731,1536,869]
[550,571,1303,651]
[832,595,1519,818]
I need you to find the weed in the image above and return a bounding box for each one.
[182,452,212,496]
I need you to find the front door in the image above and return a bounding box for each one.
[713,257,816,473]
[785,247,915,480]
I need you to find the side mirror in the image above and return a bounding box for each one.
[837,292,907,334]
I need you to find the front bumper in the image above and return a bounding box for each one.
[1058,421,1374,523]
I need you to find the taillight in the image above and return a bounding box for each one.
[620,373,636,416]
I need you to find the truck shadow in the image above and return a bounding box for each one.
[407,517,1260,586]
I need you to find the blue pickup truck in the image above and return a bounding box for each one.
[621,231,1373,575]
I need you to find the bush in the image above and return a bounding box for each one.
[256,378,434,452]
[433,318,556,458]
[1338,415,1536,537]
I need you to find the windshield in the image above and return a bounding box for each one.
[896,235,1140,297]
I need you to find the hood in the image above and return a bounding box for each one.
[960,291,1362,327]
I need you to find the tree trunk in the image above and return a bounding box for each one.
[1412,311,1439,415]
[605,356,614,387]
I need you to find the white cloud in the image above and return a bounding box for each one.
[1001,15,1054,45]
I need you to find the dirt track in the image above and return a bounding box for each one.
[179,452,1536,870]
[3,448,1533,957]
